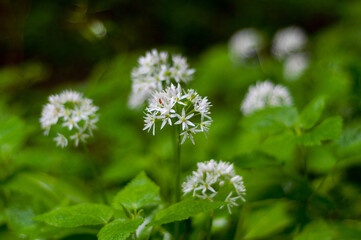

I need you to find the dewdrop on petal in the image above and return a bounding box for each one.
[143,84,212,144]
[40,90,99,147]
[283,53,309,81]
[182,160,246,214]
[129,49,195,109]
[229,28,263,62]
[241,80,293,115]
[272,26,307,60]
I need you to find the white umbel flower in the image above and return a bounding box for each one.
[40,90,99,147]
[272,26,307,59]
[229,28,263,61]
[143,84,212,144]
[129,49,195,109]
[283,53,309,81]
[182,160,246,214]
[241,80,293,115]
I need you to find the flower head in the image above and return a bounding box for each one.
[229,28,263,61]
[129,49,195,108]
[40,90,99,147]
[182,160,246,214]
[283,53,309,81]
[143,84,212,144]
[272,26,307,59]
[241,80,293,115]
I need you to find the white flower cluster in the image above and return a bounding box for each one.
[143,84,212,144]
[40,90,99,147]
[182,160,246,214]
[283,53,309,81]
[241,80,293,115]
[229,28,263,61]
[272,26,308,60]
[129,49,195,108]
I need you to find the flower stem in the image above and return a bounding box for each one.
[82,145,108,205]
[206,210,214,240]
[174,127,182,240]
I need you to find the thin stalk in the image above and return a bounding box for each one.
[174,126,182,240]
[206,210,214,240]
[82,145,108,204]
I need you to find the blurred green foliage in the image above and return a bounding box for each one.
[1,0,361,239]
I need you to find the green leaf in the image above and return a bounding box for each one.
[241,106,298,134]
[112,171,160,210]
[241,200,293,239]
[297,116,342,146]
[151,199,223,226]
[297,96,325,130]
[98,218,144,240]
[295,220,335,240]
[33,203,113,228]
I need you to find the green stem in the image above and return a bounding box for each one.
[82,145,108,204]
[174,127,182,240]
[206,211,214,240]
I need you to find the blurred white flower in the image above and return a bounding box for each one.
[143,84,212,144]
[283,53,309,81]
[272,26,307,59]
[229,28,263,61]
[241,80,293,115]
[182,160,246,214]
[89,20,107,38]
[40,90,99,147]
[129,49,195,109]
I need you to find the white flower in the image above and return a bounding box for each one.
[283,53,309,81]
[53,133,68,148]
[40,90,99,147]
[143,84,212,144]
[229,28,263,61]
[272,26,307,59]
[128,49,195,109]
[241,80,293,115]
[175,108,195,130]
[182,160,246,214]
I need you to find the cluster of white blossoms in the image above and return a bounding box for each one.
[272,26,308,60]
[143,84,212,144]
[283,53,309,81]
[129,49,195,108]
[229,28,263,61]
[241,80,293,115]
[182,160,246,214]
[40,90,99,147]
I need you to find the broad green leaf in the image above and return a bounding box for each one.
[242,200,293,239]
[241,106,298,133]
[307,147,337,173]
[297,96,325,129]
[295,220,335,240]
[33,203,113,228]
[259,131,296,161]
[98,218,144,240]
[112,171,160,210]
[3,172,90,207]
[151,199,223,226]
[297,116,342,146]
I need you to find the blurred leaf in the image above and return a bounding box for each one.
[98,218,144,240]
[112,171,160,210]
[297,96,325,130]
[241,107,298,134]
[307,147,337,173]
[259,131,296,161]
[151,199,223,226]
[241,200,293,239]
[3,172,89,206]
[295,220,335,240]
[33,203,113,228]
[297,116,342,146]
